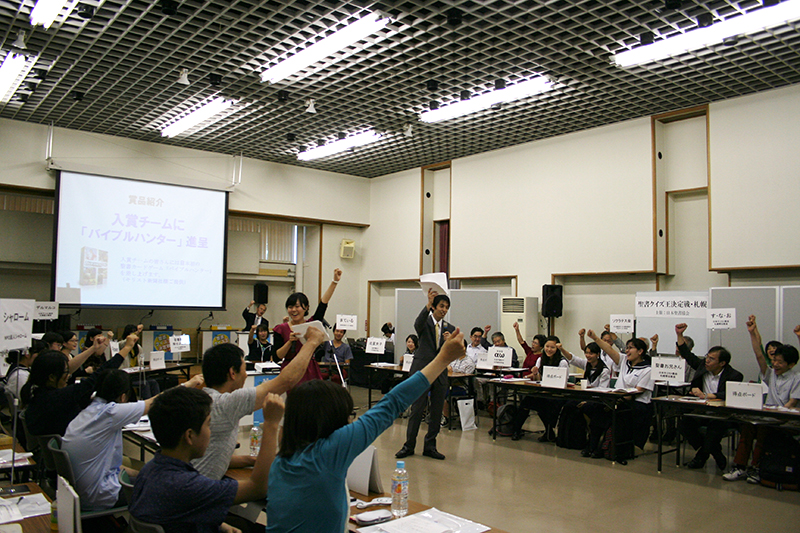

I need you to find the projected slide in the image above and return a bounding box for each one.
[54,171,227,308]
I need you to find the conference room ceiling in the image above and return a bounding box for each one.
[1,1,799,178]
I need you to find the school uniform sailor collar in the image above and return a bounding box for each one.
[626,358,650,371]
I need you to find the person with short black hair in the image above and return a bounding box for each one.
[381,322,395,343]
[271,268,342,384]
[396,289,455,460]
[724,315,800,482]
[62,369,204,511]
[130,387,284,533]
[243,300,268,331]
[246,323,272,362]
[4,339,45,401]
[266,328,466,533]
[675,323,743,470]
[42,332,63,351]
[193,327,326,480]
[513,322,546,373]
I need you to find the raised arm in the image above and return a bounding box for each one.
[578,329,587,352]
[588,329,620,365]
[674,323,702,369]
[558,343,574,361]
[234,394,284,504]
[142,374,205,414]
[512,321,524,346]
[248,325,257,345]
[320,268,342,305]
[795,325,800,346]
[746,315,769,375]
[255,327,325,405]
[420,329,466,382]
[67,335,105,374]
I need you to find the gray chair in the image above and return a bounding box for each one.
[118,468,134,505]
[47,437,128,520]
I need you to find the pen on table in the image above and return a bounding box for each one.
[16,496,23,504]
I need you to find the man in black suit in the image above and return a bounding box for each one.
[396,289,455,460]
[675,323,744,470]
[242,300,267,331]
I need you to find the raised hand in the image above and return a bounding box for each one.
[578,328,586,337]
[675,323,688,335]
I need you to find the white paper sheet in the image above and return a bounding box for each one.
[419,273,449,297]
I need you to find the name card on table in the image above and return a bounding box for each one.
[110,341,120,357]
[0,298,35,351]
[707,308,736,330]
[541,366,569,389]
[365,337,386,355]
[402,354,414,372]
[336,314,357,330]
[726,382,763,410]
[609,314,634,334]
[149,351,166,370]
[652,357,686,383]
[476,351,493,370]
[489,346,513,368]
[170,334,191,353]
[35,301,59,320]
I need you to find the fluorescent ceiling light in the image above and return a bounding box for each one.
[160,97,233,138]
[298,131,381,161]
[0,52,32,103]
[419,76,553,123]
[613,0,800,67]
[30,0,70,29]
[261,12,389,84]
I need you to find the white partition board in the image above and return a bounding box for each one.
[635,291,709,358]
[709,286,779,382]
[395,289,501,364]
[781,286,800,346]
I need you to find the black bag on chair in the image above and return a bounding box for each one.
[556,403,587,450]
[759,429,800,491]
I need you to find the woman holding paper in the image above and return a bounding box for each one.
[587,331,654,456]
[271,268,342,385]
[510,336,569,441]
[266,329,466,533]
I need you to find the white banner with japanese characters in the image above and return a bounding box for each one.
[707,308,736,330]
[365,337,386,355]
[635,294,709,319]
[652,357,686,383]
[609,314,634,334]
[0,299,35,351]
[35,301,59,320]
[726,382,763,410]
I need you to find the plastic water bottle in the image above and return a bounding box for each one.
[391,460,408,518]
[50,500,58,531]
[249,422,262,456]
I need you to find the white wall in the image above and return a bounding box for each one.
[0,118,371,226]
[320,224,365,335]
[450,117,654,302]
[709,84,800,269]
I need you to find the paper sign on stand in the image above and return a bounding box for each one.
[652,357,686,383]
[34,301,59,320]
[476,351,493,370]
[335,314,357,330]
[110,341,120,357]
[402,354,414,372]
[726,382,763,409]
[541,366,569,389]
[707,308,736,330]
[365,337,386,355]
[489,346,512,368]
[609,314,634,334]
[419,272,450,296]
[169,334,191,353]
[149,351,166,370]
[0,299,35,351]
[346,445,383,496]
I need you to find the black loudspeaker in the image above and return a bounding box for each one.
[254,283,268,305]
[542,284,563,317]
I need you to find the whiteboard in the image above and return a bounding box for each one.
[709,286,779,383]
[395,289,501,364]
[635,291,709,359]
[781,286,800,346]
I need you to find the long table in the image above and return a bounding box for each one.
[122,361,195,381]
[490,379,641,463]
[0,482,51,533]
[364,364,475,429]
[652,395,800,472]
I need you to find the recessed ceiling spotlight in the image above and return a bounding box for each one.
[277,90,289,102]
[77,3,94,19]
[403,123,413,137]
[640,31,654,45]
[429,100,439,110]
[494,79,506,90]
[446,8,463,26]
[160,0,178,16]
[305,98,316,113]
[460,90,471,101]
[664,0,681,9]
[176,68,190,85]
[426,80,439,91]
[697,12,713,28]
[286,133,296,142]
[12,31,27,50]
[208,74,222,87]
[71,91,84,102]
